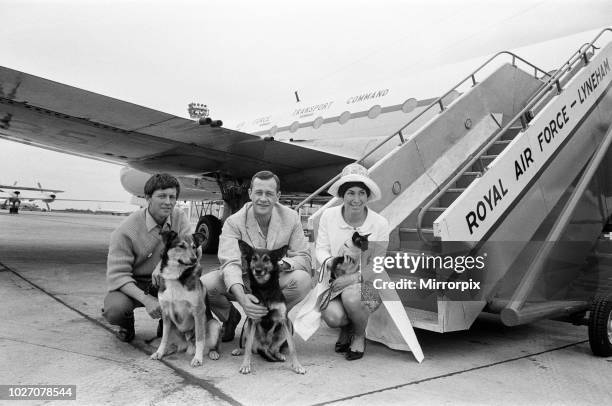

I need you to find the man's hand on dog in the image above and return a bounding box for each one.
[240,293,268,320]
[143,296,162,319]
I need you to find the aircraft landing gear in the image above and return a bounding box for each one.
[196,214,222,254]
[588,296,612,356]
[192,175,250,255]
[9,198,20,214]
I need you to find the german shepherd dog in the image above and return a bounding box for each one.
[231,240,306,374]
[329,231,370,278]
[150,230,221,367]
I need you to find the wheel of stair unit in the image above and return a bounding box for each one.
[588,296,612,357]
[196,215,222,254]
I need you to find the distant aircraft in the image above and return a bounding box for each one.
[0,182,124,214]
[0,183,63,213]
[0,12,608,250]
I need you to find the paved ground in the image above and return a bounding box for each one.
[0,211,611,405]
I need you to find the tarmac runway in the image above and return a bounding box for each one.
[0,211,611,405]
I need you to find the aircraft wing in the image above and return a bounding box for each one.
[0,185,63,193]
[0,66,353,192]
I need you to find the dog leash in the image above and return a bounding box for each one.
[317,258,334,311]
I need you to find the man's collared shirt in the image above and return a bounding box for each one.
[145,208,173,233]
[216,202,311,292]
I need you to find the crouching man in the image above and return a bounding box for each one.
[102,173,191,342]
[201,170,312,341]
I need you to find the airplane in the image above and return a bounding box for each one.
[0,182,126,214]
[0,8,609,251]
[0,183,64,213]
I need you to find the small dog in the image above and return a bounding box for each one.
[150,230,221,367]
[330,231,370,278]
[231,240,305,374]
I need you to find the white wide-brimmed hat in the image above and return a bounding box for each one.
[328,163,382,202]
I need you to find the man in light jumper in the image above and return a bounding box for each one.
[103,173,191,342]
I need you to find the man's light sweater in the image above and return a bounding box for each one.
[106,207,191,291]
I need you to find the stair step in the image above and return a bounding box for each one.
[421,207,448,226]
[501,126,523,140]
[486,139,513,155]
[472,155,497,171]
[438,187,466,207]
[399,227,434,234]
[398,227,440,244]
[455,171,482,188]
[427,207,447,212]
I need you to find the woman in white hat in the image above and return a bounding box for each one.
[315,163,389,360]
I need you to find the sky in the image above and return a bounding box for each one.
[0,0,610,211]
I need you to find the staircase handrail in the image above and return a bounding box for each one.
[294,51,552,212]
[416,28,612,242]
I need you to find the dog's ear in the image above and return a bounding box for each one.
[360,239,369,251]
[352,232,370,250]
[161,230,178,246]
[270,245,289,262]
[237,240,253,258]
[192,232,205,248]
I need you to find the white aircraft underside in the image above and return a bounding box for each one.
[0,15,610,206]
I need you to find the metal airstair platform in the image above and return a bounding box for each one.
[299,28,612,357]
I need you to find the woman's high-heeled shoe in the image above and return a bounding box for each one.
[345,338,365,361]
[334,323,353,353]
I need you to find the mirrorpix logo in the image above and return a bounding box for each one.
[370,252,487,292]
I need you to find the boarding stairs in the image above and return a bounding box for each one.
[298,28,612,335]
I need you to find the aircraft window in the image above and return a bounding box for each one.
[313,117,324,129]
[368,105,382,119]
[269,125,278,136]
[290,121,300,133]
[402,98,417,113]
[339,111,351,125]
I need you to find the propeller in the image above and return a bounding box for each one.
[37,182,52,211]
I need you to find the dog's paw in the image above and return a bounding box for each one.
[190,356,204,367]
[231,348,242,356]
[273,352,286,362]
[239,363,252,374]
[292,363,306,374]
[150,351,164,360]
[208,350,220,360]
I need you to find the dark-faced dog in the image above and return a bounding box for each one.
[231,240,305,374]
[150,230,221,367]
[330,231,370,278]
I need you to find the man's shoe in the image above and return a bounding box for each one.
[156,320,163,338]
[221,304,242,342]
[116,325,135,343]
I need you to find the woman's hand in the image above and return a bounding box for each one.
[330,272,361,293]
